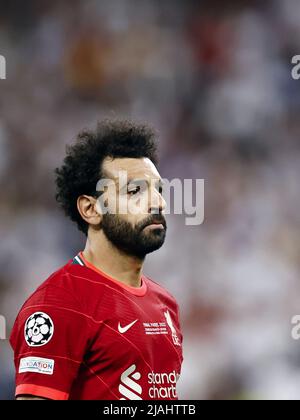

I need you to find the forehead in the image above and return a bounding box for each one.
[102,157,160,180]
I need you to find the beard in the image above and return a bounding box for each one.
[101,213,167,259]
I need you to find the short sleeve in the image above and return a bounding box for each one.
[10,285,92,400]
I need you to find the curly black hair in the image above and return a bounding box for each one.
[55,119,158,235]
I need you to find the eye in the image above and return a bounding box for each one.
[128,186,141,195]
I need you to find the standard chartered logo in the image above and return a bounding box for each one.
[148,371,178,399]
[119,364,179,400]
[119,364,142,400]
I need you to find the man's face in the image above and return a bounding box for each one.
[97,157,167,258]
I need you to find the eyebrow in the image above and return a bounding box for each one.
[126,178,164,187]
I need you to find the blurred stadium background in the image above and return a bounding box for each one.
[1,0,300,400]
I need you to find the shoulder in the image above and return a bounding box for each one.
[144,275,179,309]
[10,259,104,348]
[19,259,107,315]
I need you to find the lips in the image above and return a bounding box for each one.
[143,217,166,230]
[149,219,164,226]
[144,223,164,229]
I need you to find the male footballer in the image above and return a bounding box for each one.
[10,119,183,400]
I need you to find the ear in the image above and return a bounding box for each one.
[77,195,102,228]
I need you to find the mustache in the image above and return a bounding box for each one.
[139,214,167,230]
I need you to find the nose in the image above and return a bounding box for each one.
[149,187,166,215]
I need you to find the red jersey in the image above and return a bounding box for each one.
[10,253,183,400]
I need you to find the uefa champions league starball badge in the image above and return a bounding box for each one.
[24,312,54,346]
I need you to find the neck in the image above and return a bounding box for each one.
[82,229,144,288]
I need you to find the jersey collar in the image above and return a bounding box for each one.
[73,252,147,297]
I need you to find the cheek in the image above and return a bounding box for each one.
[114,193,149,216]
[107,192,130,214]
[102,188,118,213]
[128,194,149,215]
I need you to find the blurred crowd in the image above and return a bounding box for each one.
[1,0,300,399]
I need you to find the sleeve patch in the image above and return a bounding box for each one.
[19,357,54,375]
[24,312,54,347]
